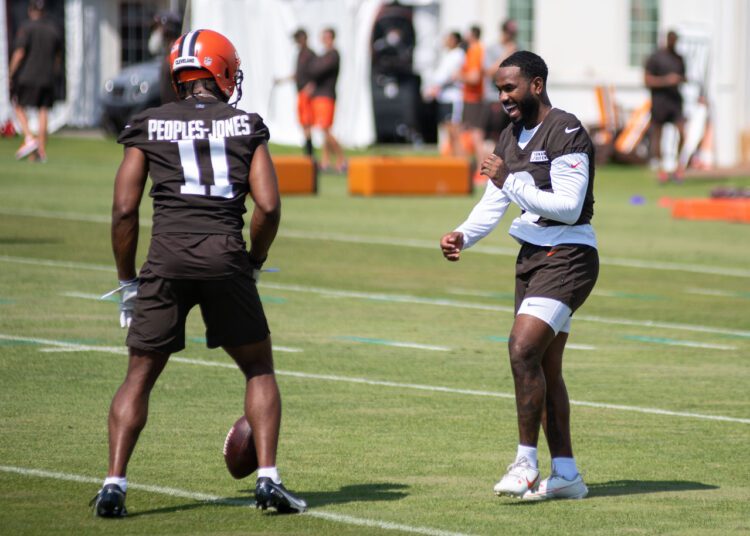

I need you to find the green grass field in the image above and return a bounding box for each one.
[1,134,749,535]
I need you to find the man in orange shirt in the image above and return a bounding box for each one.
[460,25,485,176]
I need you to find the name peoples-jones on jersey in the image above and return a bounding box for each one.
[147,116,253,141]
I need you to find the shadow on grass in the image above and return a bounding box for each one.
[296,482,409,507]
[127,482,408,518]
[500,480,718,507]
[588,480,718,497]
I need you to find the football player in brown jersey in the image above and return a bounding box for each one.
[442,51,598,501]
[91,29,306,517]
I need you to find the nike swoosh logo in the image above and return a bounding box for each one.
[565,126,580,134]
[570,161,582,168]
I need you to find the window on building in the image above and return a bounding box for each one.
[120,1,154,66]
[630,0,659,67]
[508,0,534,51]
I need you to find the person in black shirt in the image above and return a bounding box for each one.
[292,28,317,156]
[90,29,307,518]
[308,28,345,172]
[644,30,686,182]
[8,0,62,162]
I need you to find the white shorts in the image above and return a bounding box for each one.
[517,296,572,335]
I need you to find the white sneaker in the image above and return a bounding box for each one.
[522,472,588,501]
[493,457,540,497]
[15,138,38,160]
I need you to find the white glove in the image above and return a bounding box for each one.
[101,278,139,328]
[248,254,266,283]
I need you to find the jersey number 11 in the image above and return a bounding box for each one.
[177,138,234,199]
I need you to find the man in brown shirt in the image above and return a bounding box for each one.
[90,29,306,518]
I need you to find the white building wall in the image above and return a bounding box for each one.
[99,1,120,90]
[459,0,748,167]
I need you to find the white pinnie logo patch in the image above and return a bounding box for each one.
[530,150,548,162]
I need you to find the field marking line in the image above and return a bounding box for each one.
[1,333,748,425]
[0,465,474,536]
[486,336,595,351]
[686,287,750,299]
[338,336,450,352]
[2,207,749,278]
[1,254,748,339]
[621,335,735,350]
[0,254,114,272]
[259,282,750,340]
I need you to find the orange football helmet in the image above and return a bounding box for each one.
[169,29,242,101]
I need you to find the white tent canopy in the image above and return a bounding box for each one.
[189,0,383,147]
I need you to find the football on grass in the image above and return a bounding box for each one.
[223,416,258,479]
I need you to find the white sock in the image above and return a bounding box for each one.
[257,466,281,484]
[516,444,538,468]
[103,476,127,492]
[552,457,579,480]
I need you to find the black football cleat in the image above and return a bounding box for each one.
[254,477,307,514]
[90,483,128,518]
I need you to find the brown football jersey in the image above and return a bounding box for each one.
[494,108,595,226]
[118,97,270,237]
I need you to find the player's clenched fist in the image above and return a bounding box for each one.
[440,231,464,262]
[480,153,509,189]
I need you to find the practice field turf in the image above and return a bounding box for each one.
[1,135,749,535]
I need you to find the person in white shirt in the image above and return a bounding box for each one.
[424,31,465,156]
[440,51,598,501]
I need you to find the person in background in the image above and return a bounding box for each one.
[459,25,485,179]
[308,27,346,172]
[149,10,183,105]
[292,28,317,158]
[644,29,686,183]
[423,31,465,156]
[482,19,519,148]
[8,0,62,162]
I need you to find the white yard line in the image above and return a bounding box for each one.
[686,287,750,299]
[563,344,596,350]
[0,466,473,536]
[2,207,749,277]
[259,282,750,340]
[622,335,736,350]
[0,253,747,339]
[0,254,747,338]
[0,254,113,272]
[338,336,450,352]
[1,333,747,425]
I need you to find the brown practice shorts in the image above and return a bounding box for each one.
[297,91,314,128]
[514,242,599,314]
[126,266,270,355]
[312,96,335,128]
